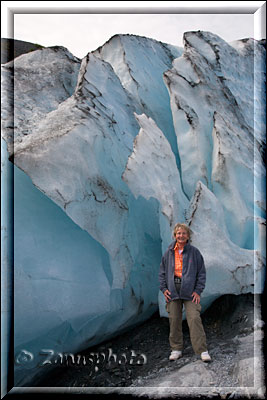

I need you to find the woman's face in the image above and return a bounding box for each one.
[175,228,189,245]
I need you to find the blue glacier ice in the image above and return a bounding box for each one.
[164,32,266,249]
[123,112,188,252]
[2,137,162,385]
[1,32,266,386]
[93,34,183,170]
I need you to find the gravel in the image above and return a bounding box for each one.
[31,293,265,398]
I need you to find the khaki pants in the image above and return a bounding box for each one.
[166,295,207,355]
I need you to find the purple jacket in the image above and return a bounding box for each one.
[159,240,206,301]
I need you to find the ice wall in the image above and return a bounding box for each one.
[93,34,183,169]
[1,46,81,152]
[2,138,162,385]
[164,31,266,249]
[1,32,266,385]
[122,113,188,252]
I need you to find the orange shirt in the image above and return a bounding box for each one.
[174,242,183,277]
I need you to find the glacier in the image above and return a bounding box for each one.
[1,32,266,386]
[163,32,266,250]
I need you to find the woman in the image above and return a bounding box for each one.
[159,223,211,362]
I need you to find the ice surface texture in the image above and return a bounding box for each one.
[1,32,265,385]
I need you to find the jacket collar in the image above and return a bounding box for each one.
[169,240,190,252]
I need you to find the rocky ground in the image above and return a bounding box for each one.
[31,293,265,399]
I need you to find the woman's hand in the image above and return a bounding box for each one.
[164,289,171,302]
[191,292,200,304]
